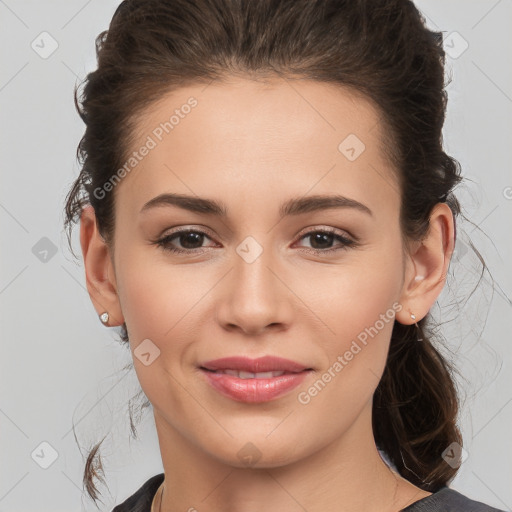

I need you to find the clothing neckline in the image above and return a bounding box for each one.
[147,475,447,512]
[401,486,450,510]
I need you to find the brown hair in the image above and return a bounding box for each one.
[64,0,487,504]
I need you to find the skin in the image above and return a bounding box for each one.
[80,76,455,512]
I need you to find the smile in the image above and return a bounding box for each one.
[200,367,311,403]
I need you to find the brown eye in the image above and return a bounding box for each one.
[295,229,357,255]
[156,229,215,254]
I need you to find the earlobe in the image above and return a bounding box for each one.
[396,203,455,325]
[80,206,124,326]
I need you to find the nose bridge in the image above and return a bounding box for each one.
[216,236,290,333]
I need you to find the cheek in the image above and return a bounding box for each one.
[295,274,400,432]
[114,249,216,396]
[305,250,402,337]
[116,248,202,341]
[302,250,403,386]
[115,254,200,415]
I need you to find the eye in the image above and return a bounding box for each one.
[294,228,358,255]
[153,226,358,256]
[154,228,216,255]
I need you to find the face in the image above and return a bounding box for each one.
[103,76,413,467]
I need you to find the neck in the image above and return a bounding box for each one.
[152,400,426,512]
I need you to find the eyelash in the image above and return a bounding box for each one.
[154,227,358,256]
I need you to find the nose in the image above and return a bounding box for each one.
[215,244,293,336]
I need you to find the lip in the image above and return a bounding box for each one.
[199,356,312,403]
[200,355,311,373]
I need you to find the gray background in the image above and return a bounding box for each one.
[1,1,511,511]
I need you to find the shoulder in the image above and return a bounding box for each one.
[402,486,507,512]
[111,473,165,512]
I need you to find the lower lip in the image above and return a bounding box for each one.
[200,369,310,403]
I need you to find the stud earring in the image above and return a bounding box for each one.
[410,312,422,341]
[100,312,109,324]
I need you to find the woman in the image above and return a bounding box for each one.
[63,0,506,511]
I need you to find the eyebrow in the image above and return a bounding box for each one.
[140,193,373,217]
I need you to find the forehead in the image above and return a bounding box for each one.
[114,76,400,221]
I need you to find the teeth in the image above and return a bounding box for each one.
[217,370,286,379]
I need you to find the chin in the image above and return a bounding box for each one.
[199,431,309,469]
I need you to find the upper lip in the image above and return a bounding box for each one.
[200,356,311,373]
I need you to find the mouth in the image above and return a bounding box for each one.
[198,356,313,403]
[200,368,308,379]
[199,355,312,374]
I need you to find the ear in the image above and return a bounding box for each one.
[396,202,455,325]
[80,206,124,327]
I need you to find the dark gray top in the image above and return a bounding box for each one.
[111,473,506,512]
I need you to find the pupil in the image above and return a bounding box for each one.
[311,233,332,249]
[181,232,203,249]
